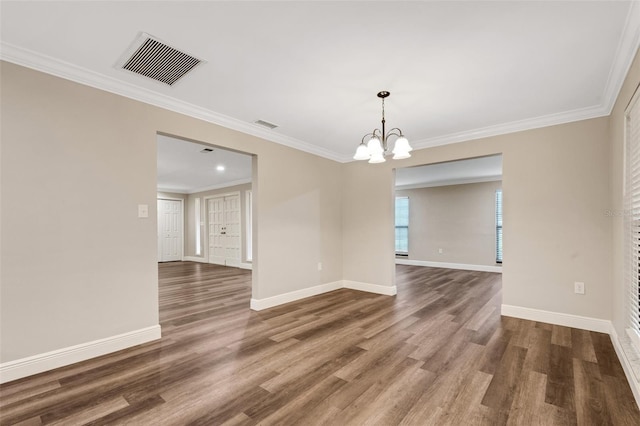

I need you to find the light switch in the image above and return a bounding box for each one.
[138,204,149,218]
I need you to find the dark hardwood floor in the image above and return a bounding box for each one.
[1,262,638,425]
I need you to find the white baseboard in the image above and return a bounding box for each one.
[184,256,207,263]
[0,325,161,384]
[396,258,502,273]
[250,279,397,311]
[609,326,640,409]
[184,257,252,270]
[343,280,397,296]
[251,281,343,311]
[501,304,611,333]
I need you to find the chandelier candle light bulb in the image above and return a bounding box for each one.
[353,91,413,163]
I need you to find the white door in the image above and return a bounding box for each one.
[157,199,183,262]
[208,194,241,267]
[208,197,226,265]
[224,195,241,267]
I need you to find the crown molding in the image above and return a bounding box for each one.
[0,42,344,163]
[408,103,610,152]
[395,175,502,191]
[3,0,640,166]
[602,0,640,115]
[157,178,252,195]
[187,178,252,194]
[157,188,189,195]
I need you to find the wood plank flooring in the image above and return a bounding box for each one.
[1,262,638,425]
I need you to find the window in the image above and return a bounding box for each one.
[395,197,409,254]
[496,190,503,264]
[195,197,201,256]
[625,92,640,352]
[246,190,253,262]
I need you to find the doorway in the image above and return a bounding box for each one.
[206,193,241,267]
[394,154,503,273]
[157,198,184,262]
[156,133,254,268]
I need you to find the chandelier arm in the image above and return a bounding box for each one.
[361,129,382,144]
[361,133,375,144]
[385,127,404,138]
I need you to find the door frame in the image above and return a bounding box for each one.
[157,197,185,262]
[204,191,242,266]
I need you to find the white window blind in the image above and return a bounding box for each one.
[395,197,409,254]
[195,197,201,256]
[496,190,503,264]
[246,190,253,262]
[625,91,640,352]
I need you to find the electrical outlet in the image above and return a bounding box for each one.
[574,281,585,295]
[318,262,322,271]
[438,248,443,254]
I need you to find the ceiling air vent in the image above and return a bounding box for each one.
[118,33,203,86]
[254,119,278,130]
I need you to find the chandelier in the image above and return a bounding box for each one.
[353,91,413,163]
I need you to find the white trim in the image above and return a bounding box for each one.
[0,325,161,384]
[602,0,640,115]
[250,279,397,311]
[250,281,343,311]
[343,280,397,296]
[610,326,640,409]
[157,179,252,196]
[3,0,640,167]
[184,256,250,270]
[157,188,188,195]
[187,179,252,195]
[194,197,201,256]
[246,190,253,262]
[0,42,344,163]
[405,104,610,157]
[238,262,253,270]
[500,304,611,334]
[184,256,208,263]
[395,175,502,191]
[395,258,502,273]
[156,197,185,262]
[628,327,640,355]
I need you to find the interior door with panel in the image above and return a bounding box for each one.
[157,199,183,262]
[223,194,241,267]
[207,194,241,267]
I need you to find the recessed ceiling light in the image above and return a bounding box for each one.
[216,165,225,172]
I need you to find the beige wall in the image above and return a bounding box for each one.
[611,50,640,335]
[396,181,502,266]
[184,182,252,263]
[343,117,612,320]
[0,61,343,363]
[0,52,630,366]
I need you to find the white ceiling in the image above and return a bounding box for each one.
[1,2,639,162]
[395,154,502,189]
[157,135,252,194]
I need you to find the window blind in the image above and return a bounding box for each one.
[395,197,409,254]
[496,190,503,264]
[625,92,640,351]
